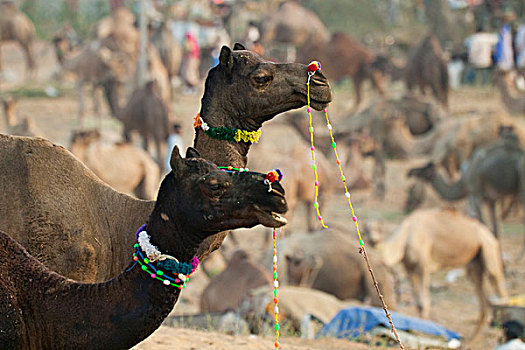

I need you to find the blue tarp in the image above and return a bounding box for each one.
[318,306,461,341]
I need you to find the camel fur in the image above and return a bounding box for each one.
[0,1,36,76]
[200,249,272,313]
[0,44,332,282]
[372,208,508,338]
[69,129,160,200]
[0,148,288,350]
[1,96,42,137]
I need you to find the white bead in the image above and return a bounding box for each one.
[345,192,350,198]
[178,274,187,282]
[274,281,279,288]
[163,279,170,286]
[274,306,279,314]
[273,256,278,263]
[327,124,332,130]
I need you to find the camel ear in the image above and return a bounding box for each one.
[233,43,246,51]
[185,147,200,159]
[219,46,234,74]
[170,146,185,178]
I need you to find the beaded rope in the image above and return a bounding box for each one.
[218,166,249,172]
[194,113,262,144]
[306,61,405,350]
[306,61,328,228]
[133,225,199,289]
[272,228,280,349]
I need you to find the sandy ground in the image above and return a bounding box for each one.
[1,42,524,349]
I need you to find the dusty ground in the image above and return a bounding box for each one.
[1,42,524,349]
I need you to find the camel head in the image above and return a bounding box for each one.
[200,43,332,130]
[407,162,436,181]
[149,147,288,253]
[2,96,18,128]
[70,129,102,148]
[285,250,322,287]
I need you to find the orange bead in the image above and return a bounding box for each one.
[273,249,277,255]
[274,342,279,348]
[274,297,278,304]
[273,266,277,271]
[336,159,341,165]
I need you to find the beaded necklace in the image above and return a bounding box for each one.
[194,113,262,144]
[132,225,199,289]
[305,61,405,350]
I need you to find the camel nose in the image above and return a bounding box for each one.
[310,71,329,87]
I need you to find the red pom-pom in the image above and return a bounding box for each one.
[308,61,321,72]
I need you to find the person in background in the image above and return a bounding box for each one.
[494,10,516,72]
[181,31,201,95]
[165,123,184,171]
[515,20,525,72]
[494,320,525,350]
[464,26,498,84]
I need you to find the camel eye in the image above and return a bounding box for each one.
[253,75,273,86]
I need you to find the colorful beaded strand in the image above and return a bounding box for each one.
[306,68,328,229]
[306,61,405,350]
[272,228,280,349]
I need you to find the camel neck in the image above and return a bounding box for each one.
[193,128,250,168]
[428,173,467,201]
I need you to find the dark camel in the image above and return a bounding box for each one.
[0,148,287,350]
[297,32,388,109]
[0,44,331,282]
[405,33,449,107]
[408,128,525,259]
[0,1,36,76]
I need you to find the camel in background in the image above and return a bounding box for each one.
[1,96,42,137]
[367,208,508,339]
[0,1,36,77]
[404,33,449,107]
[69,129,160,200]
[408,127,525,260]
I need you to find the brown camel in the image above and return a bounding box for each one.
[371,208,508,338]
[1,96,42,137]
[200,249,272,313]
[297,32,388,109]
[0,148,288,350]
[117,79,170,170]
[0,44,331,282]
[261,1,330,50]
[69,129,160,200]
[150,21,182,90]
[274,229,395,308]
[405,33,449,107]
[55,38,129,121]
[0,1,36,76]
[93,6,138,59]
[408,127,525,259]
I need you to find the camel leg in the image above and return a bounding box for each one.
[352,75,364,110]
[156,139,164,173]
[0,43,3,73]
[372,150,386,199]
[20,41,35,79]
[406,265,430,317]
[465,258,488,341]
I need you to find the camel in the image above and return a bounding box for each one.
[69,129,160,200]
[0,148,288,350]
[1,96,42,137]
[0,44,332,282]
[272,229,395,308]
[405,33,449,107]
[150,21,182,89]
[93,6,138,59]
[200,249,272,313]
[54,38,129,121]
[297,32,389,109]
[408,127,525,258]
[369,208,508,338]
[117,79,170,170]
[0,1,36,76]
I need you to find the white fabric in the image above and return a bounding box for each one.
[466,33,498,68]
[494,339,525,350]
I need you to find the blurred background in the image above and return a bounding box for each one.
[1,0,525,349]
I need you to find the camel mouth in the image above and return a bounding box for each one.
[309,99,331,111]
[253,204,288,228]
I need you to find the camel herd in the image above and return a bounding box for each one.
[0,1,523,348]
